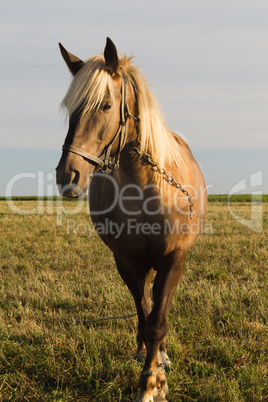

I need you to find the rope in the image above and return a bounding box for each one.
[1,299,137,325]
[61,312,138,324]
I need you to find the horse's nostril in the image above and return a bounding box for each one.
[70,170,80,185]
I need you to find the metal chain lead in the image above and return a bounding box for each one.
[56,146,192,326]
[58,146,192,325]
[132,146,193,219]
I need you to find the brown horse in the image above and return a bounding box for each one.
[56,37,207,402]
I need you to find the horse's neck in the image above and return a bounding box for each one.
[118,143,157,189]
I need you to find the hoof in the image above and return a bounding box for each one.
[160,352,171,371]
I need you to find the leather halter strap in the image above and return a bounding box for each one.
[62,144,106,168]
[62,73,138,174]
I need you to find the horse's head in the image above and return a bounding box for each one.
[56,38,137,197]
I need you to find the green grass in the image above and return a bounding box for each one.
[1,194,268,202]
[207,194,268,203]
[0,200,267,401]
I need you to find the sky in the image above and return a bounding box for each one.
[1,0,267,196]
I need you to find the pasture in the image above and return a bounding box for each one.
[0,199,267,401]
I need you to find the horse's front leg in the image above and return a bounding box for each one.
[135,247,187,402]
[114,254,152,362]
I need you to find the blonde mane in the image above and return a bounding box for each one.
[62,54,182,169]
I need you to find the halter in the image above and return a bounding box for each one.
[62,73,139,174]
[61,74,193,217]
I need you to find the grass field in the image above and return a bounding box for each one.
[0,199,267,401]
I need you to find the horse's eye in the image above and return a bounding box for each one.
[102,103,112,111]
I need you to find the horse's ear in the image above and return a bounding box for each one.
[59,43,85,76]
[104,37,119,77]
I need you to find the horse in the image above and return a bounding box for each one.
[56,37,207,402]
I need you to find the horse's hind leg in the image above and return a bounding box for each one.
[114,255,152,362]
[136,247,187,402]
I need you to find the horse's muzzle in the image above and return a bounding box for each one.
[56,163,94,198]
[56,151,94,198]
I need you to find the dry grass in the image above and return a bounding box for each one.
[0,199,267,401]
